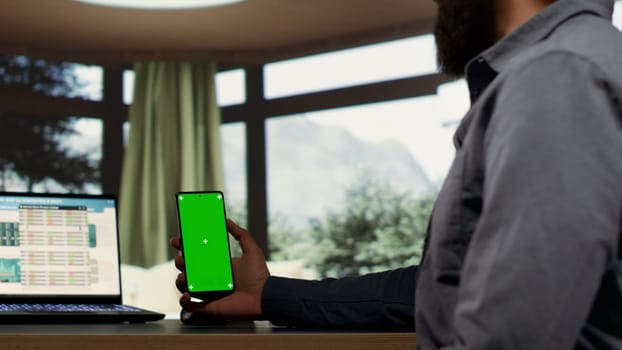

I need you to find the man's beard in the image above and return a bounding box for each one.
[434,0,495,77]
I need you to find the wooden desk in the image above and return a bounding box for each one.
[0,319,416,350]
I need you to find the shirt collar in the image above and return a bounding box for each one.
[465,0,614,104]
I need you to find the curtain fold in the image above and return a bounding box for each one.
[119,62,224,267]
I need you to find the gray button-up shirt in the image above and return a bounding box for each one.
[416,0,622,348]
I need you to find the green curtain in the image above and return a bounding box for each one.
[119,62,224,267]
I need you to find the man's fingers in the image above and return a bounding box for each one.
[176,273,187,293]
[170,236,181,250]
[174,255,185,271]
[179,293,209,313]
[179,293,196,310]
[226,219,259,255]
[226,219,245,241]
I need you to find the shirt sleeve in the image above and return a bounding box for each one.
[261,265,416,330]
[444,53,622,349]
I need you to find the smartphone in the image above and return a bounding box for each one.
[175,191,235,299]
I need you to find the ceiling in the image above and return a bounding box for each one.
[0,0,437,66]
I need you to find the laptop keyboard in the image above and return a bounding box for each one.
[0,303,141,313]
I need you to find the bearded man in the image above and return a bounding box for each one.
[171,1,622,348]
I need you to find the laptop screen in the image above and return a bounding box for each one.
[0,193,121,297]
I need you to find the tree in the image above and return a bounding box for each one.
[307,175,434,278]
[226,199,308,260]
[268,213,308,261]
[0,55,98,192]
[225,199,247,257]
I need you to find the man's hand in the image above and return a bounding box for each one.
[170,219,270,320]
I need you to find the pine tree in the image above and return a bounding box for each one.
[0,55,98,192]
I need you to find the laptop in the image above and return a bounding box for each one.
[0,192,165,323]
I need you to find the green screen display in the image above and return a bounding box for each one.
[177,192,234,294]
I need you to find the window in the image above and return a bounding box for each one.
[264,35,437,99]
[0,55,104,194]
[0,116,102,194]
[265,79,468,277]
[215,69,246,106]
[56,117,103,194]
[123,70,135,105]
[0,56,102,101]
[258,30,468,277]
[73,64,103,101]
[221,122,247,227]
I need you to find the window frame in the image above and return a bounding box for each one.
[0,44,451,257]
[223,68,451,256]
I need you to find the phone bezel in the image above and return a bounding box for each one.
[175,190,235,299]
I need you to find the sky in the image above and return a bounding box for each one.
[261,34,465,183]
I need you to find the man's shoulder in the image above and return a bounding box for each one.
[507,15,622,82]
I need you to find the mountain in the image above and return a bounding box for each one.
[222,116,435,228]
